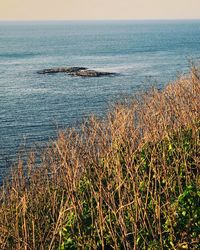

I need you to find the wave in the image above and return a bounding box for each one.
[0,51,41,59]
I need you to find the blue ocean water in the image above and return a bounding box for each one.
[0,20,200,179]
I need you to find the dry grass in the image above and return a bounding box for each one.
[0,67,200,249]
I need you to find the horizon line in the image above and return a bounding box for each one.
[0,18,200,22]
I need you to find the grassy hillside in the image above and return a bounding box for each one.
[0,67,200,249]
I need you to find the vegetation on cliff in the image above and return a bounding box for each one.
[0,67,199,249]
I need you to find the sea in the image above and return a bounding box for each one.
[0,20,200,181]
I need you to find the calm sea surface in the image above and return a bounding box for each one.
[0,20,200,179]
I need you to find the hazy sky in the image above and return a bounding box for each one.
[1,0,200,20]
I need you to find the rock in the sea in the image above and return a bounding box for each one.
[37,67,117,77]
[70,69,116,77]
[37,67,87,74]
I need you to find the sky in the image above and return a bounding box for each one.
[0,0,200,21]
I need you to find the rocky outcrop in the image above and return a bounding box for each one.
[37,67,117,77]
[70,69,116,77]
[37,67,87,74]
